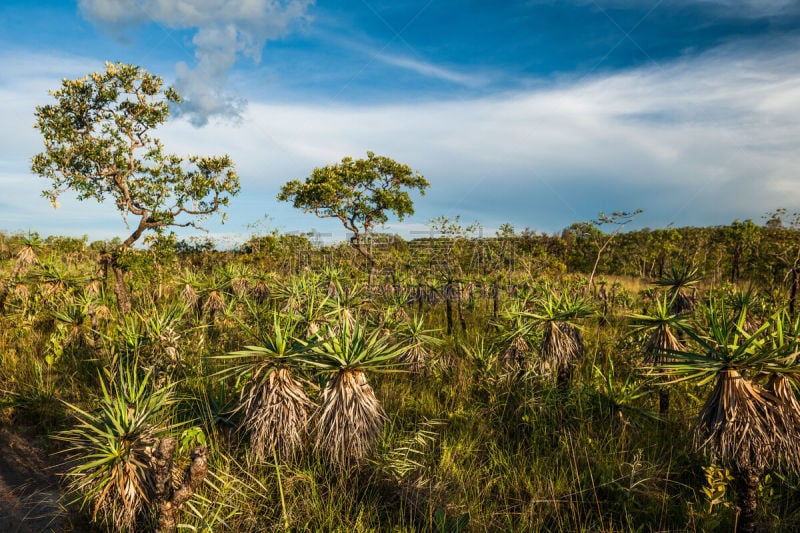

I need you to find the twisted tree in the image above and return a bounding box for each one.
[278,152,428,286]
[32,62,240,312]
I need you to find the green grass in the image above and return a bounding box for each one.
[2,241,800,532]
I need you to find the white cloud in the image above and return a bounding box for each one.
[78,0,314,125]
[370,52,488,87]
[159,39,800,230]
[4,40,800,239]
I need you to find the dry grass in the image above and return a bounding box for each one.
[243,366,315,463]
[643,326,684,365]
[540,322,584,379]
[314,369,386,469]
[696,369,776,471]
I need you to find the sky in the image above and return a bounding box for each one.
[2,0,800,245]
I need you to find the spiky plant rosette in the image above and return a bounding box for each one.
[727,287,762,335]
[653,264,702,314]
[179,270,202,310]
[214,311,314,463]
[628,295,688,365]
[139,303,186,366]
[496,306,534,370]
[57,365,175,531]
[524,291,592,378]
[656,301,800,472]
[323,281,366,334]
[397,314,441,374]
[10,234,41,281]
[304,319,408,469]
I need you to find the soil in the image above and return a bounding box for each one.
[0,424,85,532]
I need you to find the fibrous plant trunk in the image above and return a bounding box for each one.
[243,366,314,463]
[732,465,763,533]
[153,437,209,533]
[0,245,38,312]
[696,369,773,473]
[540,321,584,388]
[402,343,432,375]
[765,374,800,472]
[180,283,199,310]
[503,334,529,370]
[202,290,224,322]
[644,326,684,416]
[696,369,778,533]
[670,289,695,314]
[314,369,386,469]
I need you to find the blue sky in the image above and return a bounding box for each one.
[2,0,800,244]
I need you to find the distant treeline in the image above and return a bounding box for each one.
[2,217,798,290]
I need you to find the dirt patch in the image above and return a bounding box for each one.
[0,425,86,532]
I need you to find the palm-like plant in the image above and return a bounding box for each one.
[524,291,593,386]
[396,314,441,374]
[305,319,407,468]
[658,301,800,532]
[324,280,366,331]
[653,264,701,314]
[496,300,534,370]
[628,294,689,415]
[57,365,175,531]
[0,233,42,311]
[13,233,42,275]
[592,355,654,432]
[727,286,762,334]
[214,311,315,462]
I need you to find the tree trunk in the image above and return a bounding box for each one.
[658,389,670,418]
[154,437,209,533]
[444,282,454,335]
[790,267,798,319]
[352,239,377,287]
[368,258,377,288]
[456,282,467,333]
[0,285,8,314]
[111,260,132,314]
[733,465,762,533]
[492,281,499,320]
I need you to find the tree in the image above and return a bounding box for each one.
[215,312,315,463]
[659,303,800,532]
[32,62,240,312]
[570,209,643,288]
[277,152,429,285]
[306,318,407,469]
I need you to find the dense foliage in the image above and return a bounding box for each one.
[2,218,800,532]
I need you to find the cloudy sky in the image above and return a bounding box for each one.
[2,0,800,244]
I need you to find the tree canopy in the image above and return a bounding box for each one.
[277,151,428,282]
[32,62,240,249]
[31,62,240,311]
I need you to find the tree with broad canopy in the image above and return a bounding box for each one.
[32,62,240,312]
[278,152,429,285]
